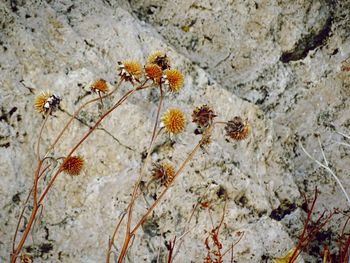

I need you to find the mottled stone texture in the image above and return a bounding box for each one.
[0,0,349,262]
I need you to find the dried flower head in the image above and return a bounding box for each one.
[192,105,216,128]
[34,90,61,114]
[20,254,32,263]
[152,163,175,187]
[164,69,184,93]
[61,156,84,176]
[145,63,163,83]
[224,117,249,141]
[161,108,186,134]
[147,51,171,70]
[118,60,142,83]
[91,79,108,93]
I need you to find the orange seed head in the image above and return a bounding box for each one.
[145,63,163,82]
[61,156,84,176]
[161,108,186,134]
[152,163,175,187]
[225,117,249,141]
[91,79,108,93]
[147,51,171,70]
[164,69,184,93]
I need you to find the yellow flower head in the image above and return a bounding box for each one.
[164,69,184,93]
[34,91,52,113]
[61,156,84,176]
[147,51,171,70]
[161,108,186,134]
[225,117,249,141]
[34,90,61,114]
[152,162,175,187]
[91,79,108,93]
[118,60,142,83]
[145,63,163,83]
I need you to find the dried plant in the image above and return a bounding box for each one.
[10,51,250,263]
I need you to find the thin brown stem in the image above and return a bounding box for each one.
[106,211,127,263]
[44,80,123,158]
[36,111,50,160]
[131,138,203,236]
[151,83,163,146]
[11,80,148,263]
[115,83,163,263]
[12,186,35,252]
[117,125,214,262]
[39,87,140,204]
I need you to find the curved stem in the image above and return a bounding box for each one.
[39,87,138,204]
[150,83,163,146]
[11,81,148,262]
[44,80,123,158]
[36,110,51,161]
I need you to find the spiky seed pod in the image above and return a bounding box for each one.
[164,69,184,93]
[145,63,163,83]
[152,163,175,187]
[118,60,142,83]
[224,117,249,141]
[91,79,108,93]
[192,105,217,128]
[147,51,171,70]
[61,156,84,176]
[34,91,61,114]
[161,108,186,135]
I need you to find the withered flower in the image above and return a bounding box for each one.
[147,51,171,70]
[192,105,216,128]
[152,163,175,187]
[91,79,108,93]
[20,254,32,263]
[224,117,249,141]
[118,60,142,83]
[145,63,163,83]
[164,69,184,93]
[161,108,186,135]
[34,90,61,114]
[61,156,84,176]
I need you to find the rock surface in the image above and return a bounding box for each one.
[0,0,349,262]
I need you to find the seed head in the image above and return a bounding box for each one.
[34,91,51,113]
[225,117,249,141]
[192,105,216,128]
[164,69,184,93]
[145,63,163,83]
[61,156,84,176]
[20,254,32,263]
[147,51,171,70]
[91,79,108,93]
[152,163,175,187]
[34,90,61,114]
[118,60,142,83]
[161,108,186,135]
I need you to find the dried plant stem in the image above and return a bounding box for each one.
[300,140,350,207]
[44,80,123,158]
[150,83,163,146]
[39,84,144,204]
[36,111,50,160]
[107,83,163,262]
[288,189,334,263]
[117,137,204,262]
[106,211,128,262]
[11,81,147,263]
